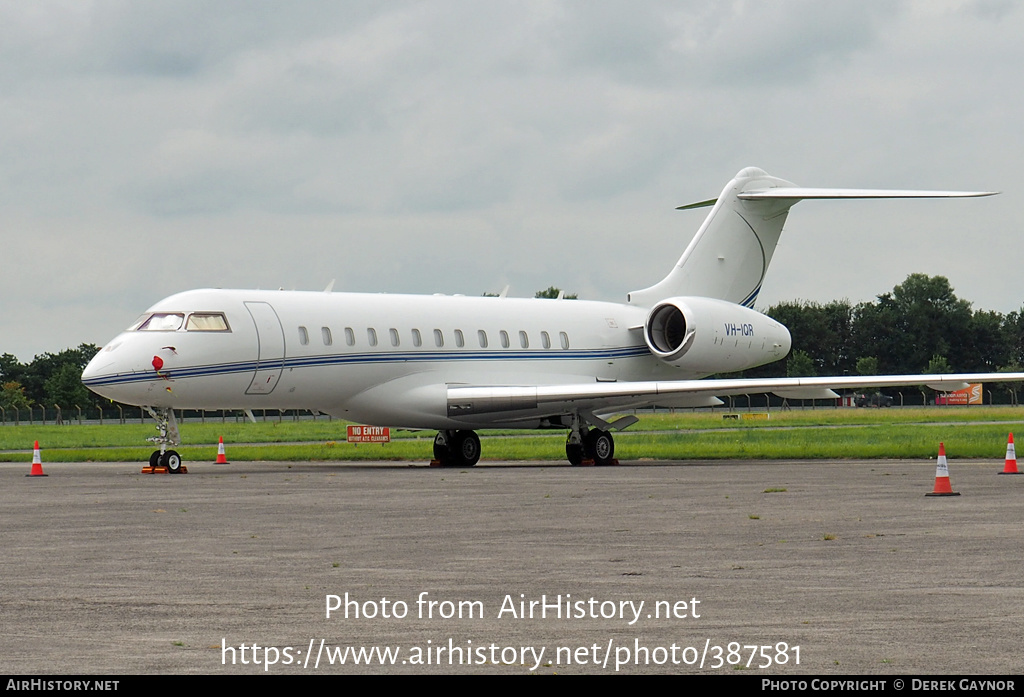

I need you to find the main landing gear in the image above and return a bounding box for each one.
[564,413,617,466]
[566,428,615,466]
[145,407,185,473]
[432,430,481,467]
[432,414,629,467]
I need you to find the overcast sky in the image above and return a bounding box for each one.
[2,1,1021,360]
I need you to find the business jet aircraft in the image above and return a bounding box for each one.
[82,166,1021,471]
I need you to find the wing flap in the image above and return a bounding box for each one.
[772,388,841,400]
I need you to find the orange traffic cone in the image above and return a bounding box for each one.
[926,442,960,496]
[999,433,1021,475]
[26,441,47,477]
[214,436,229,464]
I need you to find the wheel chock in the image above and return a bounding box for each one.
[140,465,189,474]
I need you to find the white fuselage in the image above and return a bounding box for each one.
[81,287,791,429]
[80,167,1009,467]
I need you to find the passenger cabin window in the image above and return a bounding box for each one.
[499,330,510,348]
[298,326,309,345]
[345,327,355,346]
[477,330,488,348]
[412,329,422,347]
[322,327,332,346]
[185,313,230,331]
[560,332,570,349]
[434,329,444,347]
[519,331,529,348]
[390,328,400,347]
[541,331,551,349]
[367,328,378,347]
[454,329,465,348]
[137,313,184,331]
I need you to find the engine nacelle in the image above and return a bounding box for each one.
[643,296,792,374]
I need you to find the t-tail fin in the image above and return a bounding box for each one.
[627,166,995,309]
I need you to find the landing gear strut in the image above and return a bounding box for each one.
[566,413,585,465]
[433,429,481,467]
[146,407,185,473]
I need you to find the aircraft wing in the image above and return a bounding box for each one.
[446,373,1024,418]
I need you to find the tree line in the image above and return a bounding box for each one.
[2,275,1023,417]
[758,274,1024,379]
[1,344,100,419]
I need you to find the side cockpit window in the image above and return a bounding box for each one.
[186,313,231,331]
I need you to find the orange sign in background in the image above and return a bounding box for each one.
[936,383,983,405]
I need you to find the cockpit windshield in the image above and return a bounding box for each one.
[132,312,230,332]
[137,313,184,331]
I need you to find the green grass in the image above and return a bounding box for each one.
[2,406,1020,462]
[625,406,1024,429]
[0,420,364,449]
[617,423,1019,460]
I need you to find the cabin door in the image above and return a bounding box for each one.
[245,301,285,395]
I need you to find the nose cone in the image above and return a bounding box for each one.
[82,348,109,381]
[81,335,187,408]
[81,338,151,404]
[81,344,119,400]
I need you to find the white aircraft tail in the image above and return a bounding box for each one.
[627,166,995,309]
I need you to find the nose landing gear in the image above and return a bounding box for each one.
[143,407,187,474]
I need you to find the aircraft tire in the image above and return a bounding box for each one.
[433,432,450,462]
[566,442,584,466]
[452,430,481,467]
[149,450,161,468]
[161,450,183,474]
[585,429,615,466]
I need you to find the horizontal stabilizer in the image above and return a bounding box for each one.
[674,188,995,211]
[675,198,718,210]
[738,188,997,200]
